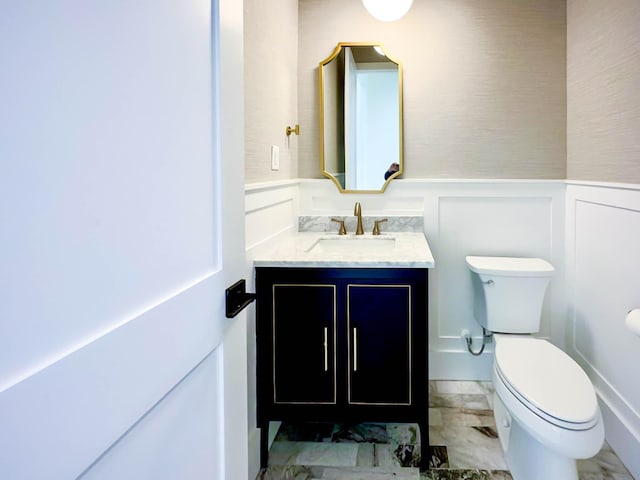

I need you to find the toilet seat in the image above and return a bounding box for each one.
[494,336,599,430]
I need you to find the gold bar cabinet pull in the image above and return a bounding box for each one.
[323,327,328,372]
[353,327,358,371]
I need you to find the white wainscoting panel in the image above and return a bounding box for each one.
[254,179,640,476]
[244,180,300,480]
[245,181,299,251]
[566,183,640,478]
[437,196,553,339]
[426,182,565,380]
[297,179,426,216]
[297,179,566,381]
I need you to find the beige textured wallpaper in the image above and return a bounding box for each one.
[567,0,640,183]
[298,0,566,179]
[244,0,299,183]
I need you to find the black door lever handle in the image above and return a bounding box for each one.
[225,279,256,318]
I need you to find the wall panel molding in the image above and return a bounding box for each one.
[246,180,640,477]
[244,180,300,480]
[294,180,565,380]
[566,184,640,478]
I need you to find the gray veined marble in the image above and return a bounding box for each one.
[298,216,424,234]
[271,422,424,470]
[257,382,634,480]
[252,231,434,268]
[421,470,510,479]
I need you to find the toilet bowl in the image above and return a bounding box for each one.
[492,335,604,480]
[465,256,604,480]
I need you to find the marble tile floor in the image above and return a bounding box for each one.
[257,381,634,480]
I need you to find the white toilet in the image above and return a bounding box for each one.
[466,255,604,480]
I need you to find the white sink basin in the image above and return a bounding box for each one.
[253,232,434,267]
[308,236,396,254]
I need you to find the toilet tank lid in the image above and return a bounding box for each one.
[465,256,554,277]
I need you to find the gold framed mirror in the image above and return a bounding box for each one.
[319,42,403,193]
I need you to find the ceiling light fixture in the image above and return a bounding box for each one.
[362,0,413,22]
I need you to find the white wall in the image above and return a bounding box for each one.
[246,179,566,383]
[296,179,566,380]
[245,179,640,478]
[244,180,300,478]
[566,2,640,475]
[566,182,640,478]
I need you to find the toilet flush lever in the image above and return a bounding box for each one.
[483,279,495,286]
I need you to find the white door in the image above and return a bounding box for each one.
[0,0,248,479]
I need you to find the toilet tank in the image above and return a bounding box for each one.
[466,256,554,334]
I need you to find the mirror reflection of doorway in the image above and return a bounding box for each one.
[345,50,399,190]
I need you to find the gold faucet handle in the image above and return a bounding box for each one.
[331,218,347,235]
[372,218,388,235]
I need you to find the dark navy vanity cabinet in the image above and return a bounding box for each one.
[255,267,429,469]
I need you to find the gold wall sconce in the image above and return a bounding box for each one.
[286,124,300,136]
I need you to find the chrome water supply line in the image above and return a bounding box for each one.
[463,327,493,356]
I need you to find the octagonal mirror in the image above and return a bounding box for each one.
[319,43,403,193]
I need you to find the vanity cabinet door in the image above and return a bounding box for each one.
[347,284,411,405]
[256,267,428,469]
[272,284,336,404]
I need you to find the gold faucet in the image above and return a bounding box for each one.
[372,218,388,235]
[331,217,347,235]
[354,202,364,235]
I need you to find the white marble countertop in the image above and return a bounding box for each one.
[253,232,435,268]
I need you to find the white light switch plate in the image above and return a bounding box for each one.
[271,145,280,171]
